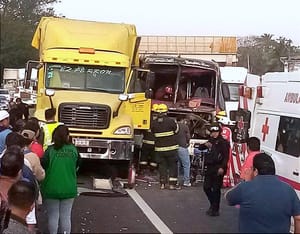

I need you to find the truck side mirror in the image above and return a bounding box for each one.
[25,60,42,85]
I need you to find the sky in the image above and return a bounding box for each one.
[54,0,300,46]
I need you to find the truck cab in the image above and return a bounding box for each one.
[24,17,151,184]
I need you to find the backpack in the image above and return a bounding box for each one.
[0,192,11,233]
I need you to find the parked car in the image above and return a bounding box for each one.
[0,96,9,110]
[0,89,11,102]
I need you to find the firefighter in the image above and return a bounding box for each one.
[151,103,179,190]
[203,122,230,216]
[138,106,158,177]
[216,110,233,126]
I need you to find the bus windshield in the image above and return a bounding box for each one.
[45,63,125,93]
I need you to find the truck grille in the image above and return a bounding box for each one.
[59,103,110,129]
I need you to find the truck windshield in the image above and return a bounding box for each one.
[45,63,125,93]
[227,83,239,101]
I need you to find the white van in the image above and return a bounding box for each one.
[220,67,259,125]
[233,71,300,196]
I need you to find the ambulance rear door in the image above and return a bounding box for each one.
[252,112,300,193]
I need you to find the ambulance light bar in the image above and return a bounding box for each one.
[238,85,253,99]
[239,85,244,96]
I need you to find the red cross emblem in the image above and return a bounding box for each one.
[261,117,269,142]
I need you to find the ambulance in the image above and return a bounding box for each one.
[219,67,260,126]
[232,71,300,196]
[220,66,248,125]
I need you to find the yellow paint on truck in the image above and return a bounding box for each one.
[28,17,151,161]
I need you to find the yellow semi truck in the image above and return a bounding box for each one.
[24,17,152,184]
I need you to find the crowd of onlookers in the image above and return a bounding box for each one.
[0,104,80,234]
[1,99,299,234]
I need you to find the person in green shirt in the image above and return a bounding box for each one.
[41,125,80,234]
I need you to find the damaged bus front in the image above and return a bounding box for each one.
[140,55,228,141]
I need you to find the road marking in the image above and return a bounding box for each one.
[126,189,173,234]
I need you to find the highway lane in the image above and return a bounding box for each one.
[37,178,239,233]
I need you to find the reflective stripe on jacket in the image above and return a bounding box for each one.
[151,116,179,152]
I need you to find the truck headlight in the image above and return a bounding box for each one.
[114,126,131,135]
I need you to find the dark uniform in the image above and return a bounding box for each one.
[16,98,29,121]
[203,123,229,216]
[139,129,157,175]
[151,104,179,189]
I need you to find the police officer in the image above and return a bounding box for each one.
[15,98,29,121]
[203,122,230,216]
[151,104,179,190]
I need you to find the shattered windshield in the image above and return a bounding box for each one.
[45,63,125,93]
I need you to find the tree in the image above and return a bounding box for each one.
[0,0,59,81]
[237,34,300,75]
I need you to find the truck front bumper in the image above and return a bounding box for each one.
[72,138,134,160]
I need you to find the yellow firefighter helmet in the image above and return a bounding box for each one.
[151,104,159,112]
[216,111,227,119]
[157,103,168,113]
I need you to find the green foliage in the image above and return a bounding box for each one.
[237,34,300,75]
[0,0,58,72]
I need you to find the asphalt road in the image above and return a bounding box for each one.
[37,177,239,233]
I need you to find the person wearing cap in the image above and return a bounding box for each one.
[21,129,45,182]
[151,103,180,190]
[24,119,44,158]
[203,122,230,216]
[225,153,300,233]
[0,110,12,155]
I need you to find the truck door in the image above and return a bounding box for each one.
[125,69,151,130]
[252,113,300,190]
